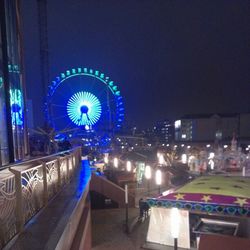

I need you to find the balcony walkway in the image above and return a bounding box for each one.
[4,160,91,250]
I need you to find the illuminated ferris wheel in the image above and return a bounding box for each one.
[45,67,124,133]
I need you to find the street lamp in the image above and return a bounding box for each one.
[126,161,132,172]
[145,165,151,195]
[125,184,129,233]
[104,155,109,164]
[208,152,215,170]
[181,154,187,164]
[158,154,164,165]
[155,169,162,194]
[242,166,246,177]
[171,207,181,250]
[114,157,118,168]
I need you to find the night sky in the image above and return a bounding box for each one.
[22,0,249,129]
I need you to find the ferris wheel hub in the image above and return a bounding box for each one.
[80,105,89,114]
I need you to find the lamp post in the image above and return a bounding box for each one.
[155,169,162,194]
[242,166,246,177]
[125,184,129,233]
[145,165,151,196]
[126,161,132,172]
[113,157,118,168]
[171,207,180,250]
[104,154,109,164]
[181,154,187,164]
[208,152,215,171]
[158,154,164,165]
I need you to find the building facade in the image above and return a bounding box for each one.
[154,120,174,144]
[175,113,250,143]
[0,0,28,166]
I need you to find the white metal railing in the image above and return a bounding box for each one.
[0,147,82,249]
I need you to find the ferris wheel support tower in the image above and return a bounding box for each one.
[37,0,50,124]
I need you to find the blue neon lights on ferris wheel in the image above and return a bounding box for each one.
[67,91,102,126]
[45,67,125,130]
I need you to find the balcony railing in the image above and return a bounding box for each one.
[0,147,82,249]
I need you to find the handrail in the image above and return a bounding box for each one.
[0,148,79,171]
[0,147,82,249]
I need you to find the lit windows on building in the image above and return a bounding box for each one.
[153,120,174,144]
[215,130,222,140]
[175,119,192,141]
[175,120,181,129]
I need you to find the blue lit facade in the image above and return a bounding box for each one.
[0,0,28,165]
[10,88,23,126]
[45,67,125,132]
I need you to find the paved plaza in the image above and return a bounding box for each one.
[91,208,149,250]
[91,208,178,250]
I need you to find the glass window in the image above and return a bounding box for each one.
[5,0,26,161]
[0,23,10,165]
[0,0,27,166]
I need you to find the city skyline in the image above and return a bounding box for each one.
[22,0,249,129]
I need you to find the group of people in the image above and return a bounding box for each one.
[139,198,150,220]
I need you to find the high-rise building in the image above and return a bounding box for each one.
[154,120,174,144]
[0,0,28,166]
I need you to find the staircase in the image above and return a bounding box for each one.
[90,173,135,208]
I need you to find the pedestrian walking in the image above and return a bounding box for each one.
[139,198,144,219]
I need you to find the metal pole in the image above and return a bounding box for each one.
[174,238,178,250]
[158,184,161,195]
[125,184,129,233]
[0,0,15,163]
[147,179,150,196]
[16,0,30,157]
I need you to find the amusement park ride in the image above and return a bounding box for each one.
[35,0,124,150]
[44,67,125,148]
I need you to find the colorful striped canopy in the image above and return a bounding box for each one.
[147,176,250,217]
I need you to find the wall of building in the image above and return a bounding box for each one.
[154,120,174,144]
[240,113,250,139]
[193,118,216,141]
[175,113,250,143]
[0,0,28,166]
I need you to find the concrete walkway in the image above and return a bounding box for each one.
[91,169,173,250]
